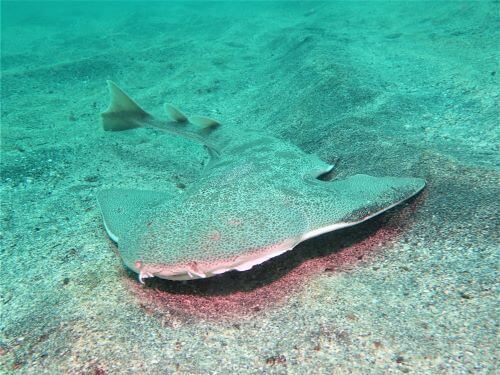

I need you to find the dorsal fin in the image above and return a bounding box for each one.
[165,103,188,123]
[101,81,151,131]
[189,115,220,129]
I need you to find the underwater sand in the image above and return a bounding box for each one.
[1,1,498,373]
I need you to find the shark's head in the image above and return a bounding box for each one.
[118,184,308,282]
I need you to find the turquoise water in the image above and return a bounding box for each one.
[1,1,498,373]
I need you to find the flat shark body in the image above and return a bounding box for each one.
[97,81,425,282]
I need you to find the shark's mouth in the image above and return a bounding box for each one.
[135,237,300,282]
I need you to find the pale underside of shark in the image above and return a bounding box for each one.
[97,81,425,282]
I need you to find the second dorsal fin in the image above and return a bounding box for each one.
[190,116,220,129]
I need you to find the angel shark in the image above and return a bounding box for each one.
[97,81,425,282]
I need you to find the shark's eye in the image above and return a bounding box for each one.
[208,230,221,241]
[228,218,242,226]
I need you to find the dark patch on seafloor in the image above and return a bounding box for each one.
[126,194,425,322]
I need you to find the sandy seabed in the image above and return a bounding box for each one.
[1,2,498,373]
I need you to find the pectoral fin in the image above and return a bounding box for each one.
[301,174,426,241]
[97,188,173,243]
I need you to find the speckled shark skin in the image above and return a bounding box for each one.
[97,81,425,282]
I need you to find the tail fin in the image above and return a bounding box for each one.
[101,81,152,131]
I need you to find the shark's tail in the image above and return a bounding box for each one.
[100,81,221,155]
[101,81,152,131]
